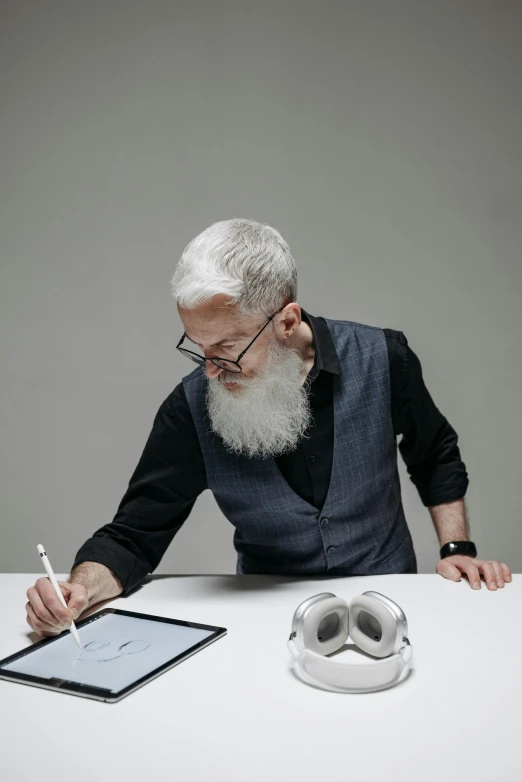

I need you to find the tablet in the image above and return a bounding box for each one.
[0,608,227,703]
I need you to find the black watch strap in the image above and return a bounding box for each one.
[439,541,477,559]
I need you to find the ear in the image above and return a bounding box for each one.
[277,302,301,339]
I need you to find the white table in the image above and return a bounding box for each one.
[0,572,520,781]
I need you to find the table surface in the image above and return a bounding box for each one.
[0,572,520,781]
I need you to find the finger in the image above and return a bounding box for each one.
[478,562,498,590]
[489,562,504,588]
[500,563,512,584]
[64,585,89,618]
[460,564,481,589]
[26,586,66,629]
[55,580,74,600]
[26,603,62,637]
[438,562,462,581]
[34,577,72,624]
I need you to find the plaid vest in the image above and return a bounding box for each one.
[183,317,415,575]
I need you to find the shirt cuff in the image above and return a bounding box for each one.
[417,475,470,507]
[71,535,151,597]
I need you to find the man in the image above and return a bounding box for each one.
[25,219,512,637]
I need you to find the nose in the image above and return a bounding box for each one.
[204,361,223,380]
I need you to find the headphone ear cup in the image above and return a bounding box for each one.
[299,597,349,656]
[348,595,400,658]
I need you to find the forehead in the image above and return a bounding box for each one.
[178,299,260,347]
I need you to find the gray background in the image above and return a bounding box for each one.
[1,0,521,575]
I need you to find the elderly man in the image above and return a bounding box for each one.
[25,219,512,637]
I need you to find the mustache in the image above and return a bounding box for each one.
[212,372,249,386]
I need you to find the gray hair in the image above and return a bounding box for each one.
[171,218,298,316]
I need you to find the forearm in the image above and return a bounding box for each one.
[68,561,124,607]
[427,497,470,547]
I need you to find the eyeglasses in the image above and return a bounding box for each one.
[176,308,284,373]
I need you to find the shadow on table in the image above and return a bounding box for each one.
[139,572,362,594]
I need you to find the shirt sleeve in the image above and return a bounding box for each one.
[71,383,207,596]
[383,329,469,507]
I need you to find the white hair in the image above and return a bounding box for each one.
[171,218,298,315]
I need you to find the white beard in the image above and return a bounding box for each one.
[206,335,312,459]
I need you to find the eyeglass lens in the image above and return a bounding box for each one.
[178,349,241,373]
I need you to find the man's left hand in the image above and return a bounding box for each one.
[436,555,512,590]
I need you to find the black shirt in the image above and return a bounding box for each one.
[73,311,469,595]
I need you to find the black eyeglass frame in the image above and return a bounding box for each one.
[176,307,284,373]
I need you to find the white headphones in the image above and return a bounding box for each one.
[287,591,413,693]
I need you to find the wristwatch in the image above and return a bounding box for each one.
[439,541,477,560]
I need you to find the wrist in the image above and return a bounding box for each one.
[69,561,123,605]
[439,541,477,560]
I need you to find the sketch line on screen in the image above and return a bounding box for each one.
[77,639,151,663]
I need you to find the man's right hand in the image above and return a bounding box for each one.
[26,578,89,637]
[25,561,124,637]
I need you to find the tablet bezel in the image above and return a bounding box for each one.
[0,607,227,703]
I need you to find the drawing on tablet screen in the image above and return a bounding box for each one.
[78,639,151,663]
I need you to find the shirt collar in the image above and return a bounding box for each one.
[300,308,341,380]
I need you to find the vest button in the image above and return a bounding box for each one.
[320,518,329,528]
[327,546,336,554]
[308,455,316,464]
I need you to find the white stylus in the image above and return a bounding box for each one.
[36,544,82,649]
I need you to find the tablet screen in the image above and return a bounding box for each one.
[2,612,216,693]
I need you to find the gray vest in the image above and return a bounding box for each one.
[183,317,416,576]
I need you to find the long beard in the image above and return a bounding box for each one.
[206,337,312,459]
